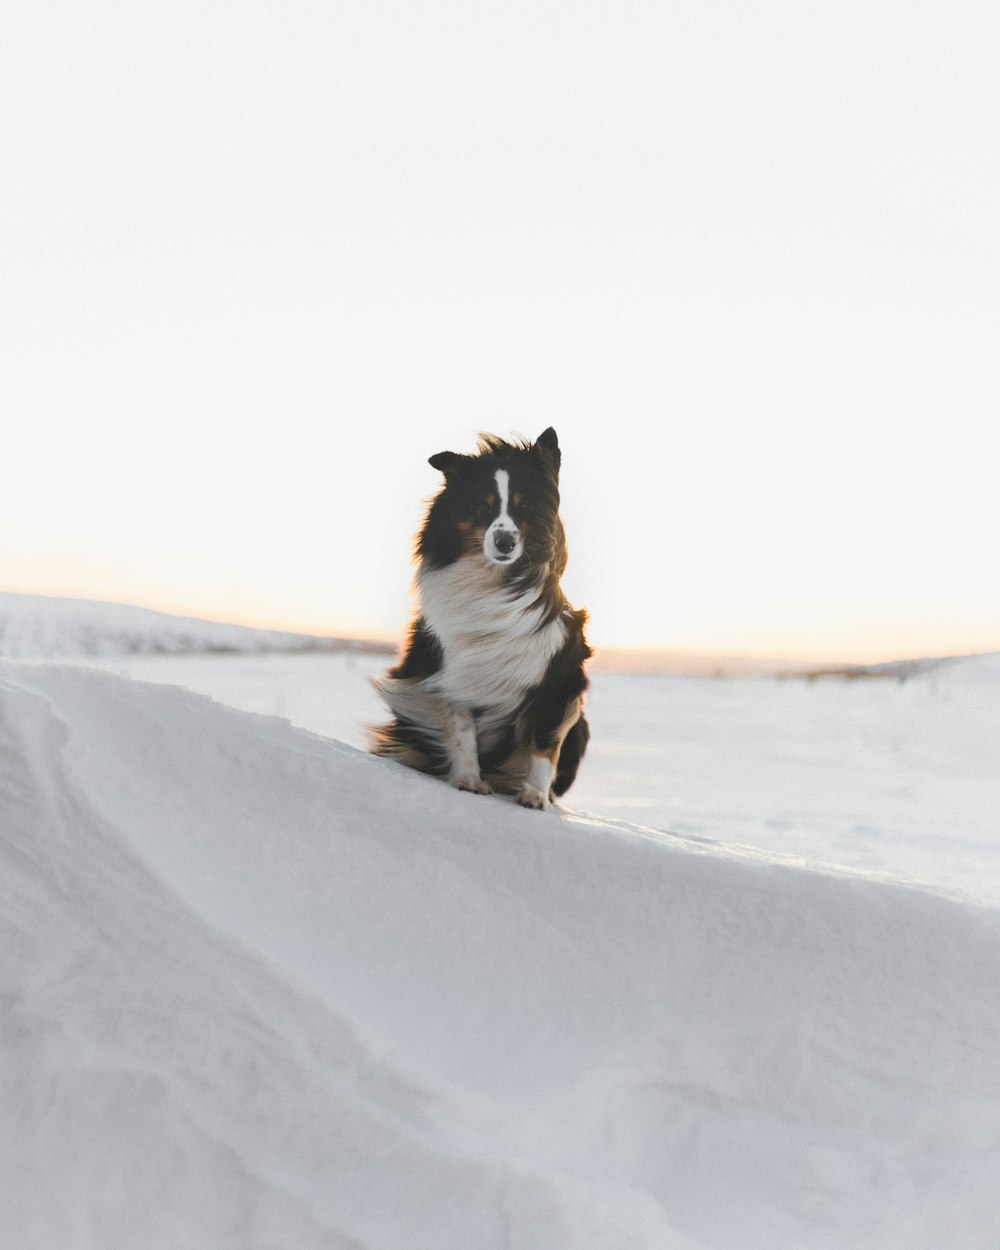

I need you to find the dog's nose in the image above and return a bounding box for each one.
[494,530,517,555]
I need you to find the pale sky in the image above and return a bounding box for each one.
[2,0,998,661]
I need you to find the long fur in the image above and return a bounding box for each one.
[371,427,591,809]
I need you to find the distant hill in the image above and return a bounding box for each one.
[593,646,997,679]
[0,591,392,660]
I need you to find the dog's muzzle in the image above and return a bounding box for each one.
[485,526,522,564]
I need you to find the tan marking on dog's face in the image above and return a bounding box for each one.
[462,520,497,557]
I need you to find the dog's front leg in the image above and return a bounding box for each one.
[442,704,491,795]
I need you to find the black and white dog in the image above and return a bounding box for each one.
[371,428,591,809]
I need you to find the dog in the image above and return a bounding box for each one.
[371,427,591,810]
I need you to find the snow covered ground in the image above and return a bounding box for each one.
[3,600,1000,1247]
[90,646,1000,903]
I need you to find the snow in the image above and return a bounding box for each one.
[3,607,1000,1247]
[91,647,1000,904]
[0,590,380,659]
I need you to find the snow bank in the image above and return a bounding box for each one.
[0,591,375,658]
[2,659,1000,1249]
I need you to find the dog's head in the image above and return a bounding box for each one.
[420,427,564,574]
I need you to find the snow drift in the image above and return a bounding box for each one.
[2,659,1000,1249]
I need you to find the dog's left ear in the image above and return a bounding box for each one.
[535,427,561,476]
[428,451,468,478]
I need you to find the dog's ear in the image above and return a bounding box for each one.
[428,451,468,478]
[535,427,561,476]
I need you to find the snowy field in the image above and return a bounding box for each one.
[3,596,1000,1248]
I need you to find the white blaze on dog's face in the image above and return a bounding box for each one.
[423,432,562,574]
[483,469,524,566]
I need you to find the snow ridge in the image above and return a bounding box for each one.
[3,660,1000,1248]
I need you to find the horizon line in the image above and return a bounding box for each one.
[2,586,995,675]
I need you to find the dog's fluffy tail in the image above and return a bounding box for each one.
[552,713,590,797]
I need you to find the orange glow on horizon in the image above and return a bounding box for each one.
[3,570,997,669]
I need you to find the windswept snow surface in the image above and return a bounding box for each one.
[3,658,1000,1248]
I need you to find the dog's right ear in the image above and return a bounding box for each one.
[428,451,468,478]
[535,427,561,477]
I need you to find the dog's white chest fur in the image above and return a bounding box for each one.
[419,557,566,712]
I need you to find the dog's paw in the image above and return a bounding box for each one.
[452,774,493,796]
[516,785,550,811]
